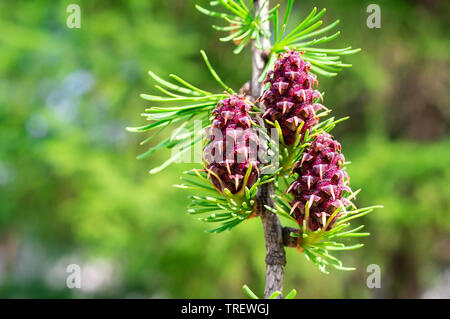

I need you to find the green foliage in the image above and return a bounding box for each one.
[175,166,276,232]
[242,284,260,299]
[242,284,297,299]
[127,50,232,173]
[197,1,360,80]
[269,4,360,77]
[196,0,278,54]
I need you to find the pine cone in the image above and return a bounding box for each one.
[203,94,260,194]
[287,133,353,231]
[260,49,324,145]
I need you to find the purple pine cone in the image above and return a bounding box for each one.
[287,133,353,231]
[260,49,324,145]
[203,94,260,194]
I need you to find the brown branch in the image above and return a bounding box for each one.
[282,227,300,248]
[250,0,288,299]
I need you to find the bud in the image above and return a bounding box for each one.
[204,94,260,194]
[260,49,324,145]
[288,133,353,231]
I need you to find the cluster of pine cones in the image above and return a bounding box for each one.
[203,49,352,231]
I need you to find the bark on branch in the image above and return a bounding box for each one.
[251,0,289,299]
[282,227,300,248]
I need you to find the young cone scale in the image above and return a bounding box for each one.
[288,133,353,231]
[260,49,325,145]
[203,94,260,194]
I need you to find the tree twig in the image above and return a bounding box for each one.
[251,0,287,299]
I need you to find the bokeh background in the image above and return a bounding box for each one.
[0,0,449,298]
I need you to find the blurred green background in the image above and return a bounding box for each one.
[0,0,449,298]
